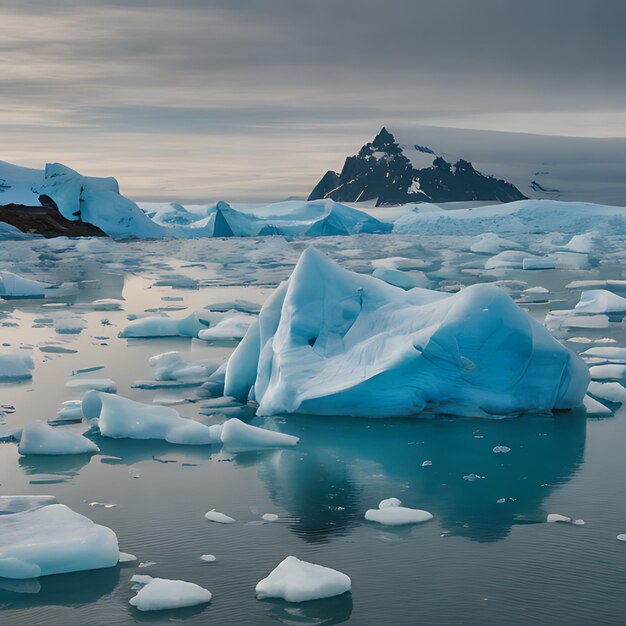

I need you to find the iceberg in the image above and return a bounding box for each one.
[0,351,35,381]
[39,163,165,239]
[119,312,204,338]
[256,556,351,602]
[129,575,212,611]
[220,418,299,452]
[225,248,588,418]
[0,496,119,579]
[17,421,99,455]
[88,392,222,444]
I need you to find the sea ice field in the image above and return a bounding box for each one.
[1,225,626,625]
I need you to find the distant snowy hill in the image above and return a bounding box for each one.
[308,128,527,206]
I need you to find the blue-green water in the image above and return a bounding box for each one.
[0,235,625,625]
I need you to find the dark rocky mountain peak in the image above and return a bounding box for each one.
[308,129,527,206]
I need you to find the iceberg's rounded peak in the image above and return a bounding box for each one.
[226,249,589,419]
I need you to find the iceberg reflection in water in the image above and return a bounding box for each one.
[257,412,586,543]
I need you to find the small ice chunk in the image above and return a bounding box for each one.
[200,554,217,562]
[547,513,572,523]
[66,378,117,393]
[262,513,279,522]
[18,421,99,456]
[220,418,299,452]
[120,313,203,339]
[139,561,157,568]
[119,552,137,563]
[255,556,351,602]
[372,267,426,290]
[129,576,212,612]
[493,446,511,453]
[365,499,433,526]
[204,509,236,524]
[617,534,626,542]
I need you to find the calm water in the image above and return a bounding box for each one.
[0,234,625,625]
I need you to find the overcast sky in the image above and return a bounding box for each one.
[1,0,625,201]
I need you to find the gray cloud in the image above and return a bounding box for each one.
[0,0,624,201]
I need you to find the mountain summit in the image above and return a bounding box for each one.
[308,128,527,205]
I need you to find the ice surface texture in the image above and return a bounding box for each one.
[226,248,588,418]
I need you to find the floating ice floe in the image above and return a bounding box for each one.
[17,421,99,455]
[589,364,626,380]
[206,299,262,314]
[0,351,35,381]
[587,381,626,404]
[119,312,204,338]
[574,290,626,314]
[581,347,626,364]
[583,395,613,416]
[546,513,584,525]
[364,497,433,526]
[0,271,54,298]
[66,377,117,393]
[87,392,222,445]
[255,556,351,602]
[197,311,257,341]
[200,554,217,562]
[204,509,236,524]
[129,575,212,611]
[220,418,299,452]
[149,351,220,382]
[225,248,588,418]
[49,400,84,424]
[0,496,119,579]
